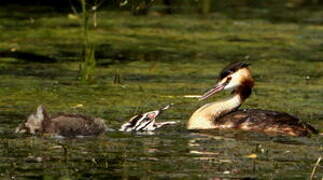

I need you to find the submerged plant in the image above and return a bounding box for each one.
[79,0,98,82]
[80,43,96,82]
[113,70,122,85]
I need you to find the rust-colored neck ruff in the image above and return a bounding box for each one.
[234,79,254,101]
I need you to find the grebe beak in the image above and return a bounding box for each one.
[198,82,225,101]
[160,104,172,111]
[146,104,172,120]
[140,104,172,121]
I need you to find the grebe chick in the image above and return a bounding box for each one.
[15,105,107,137]
[120,104,177,132]
[188,62,318,136]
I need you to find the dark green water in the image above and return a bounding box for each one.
[0,5,322,179]
[1,122,322,179]
[0,61,321,180]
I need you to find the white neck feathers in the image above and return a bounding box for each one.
[187,94,243,129]
[213,94,241,114]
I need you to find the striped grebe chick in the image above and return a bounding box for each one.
[188,62,318,136]
[15,105,107,137]
[120,104,177,132]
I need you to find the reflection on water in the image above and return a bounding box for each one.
[0,126,321,179]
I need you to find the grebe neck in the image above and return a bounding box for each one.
[202,84,252,117]
[187,85,252,130]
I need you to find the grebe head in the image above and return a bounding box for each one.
[119,104,172,132]
[15,105,47,134]
[199,62,254,101]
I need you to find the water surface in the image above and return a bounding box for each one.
[0,6,322,179]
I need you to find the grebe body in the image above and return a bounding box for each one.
[188,62,318,136]
[207,109,317,136]
[15,105,107,137]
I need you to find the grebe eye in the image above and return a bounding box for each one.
[226,77,232,84]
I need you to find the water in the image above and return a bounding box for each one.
[0,125,321,179]
[0,61,322,178]
[0,6,322,179]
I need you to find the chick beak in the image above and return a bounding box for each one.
[198,82,225,101]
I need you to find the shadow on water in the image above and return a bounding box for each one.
[0,63,76,80]
[52,43,180,66]
[0,50,57,63]
[0,49,77,80]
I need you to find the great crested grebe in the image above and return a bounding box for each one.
[188,62,318,136]
[15,105,107,137]
[120,104,177,132]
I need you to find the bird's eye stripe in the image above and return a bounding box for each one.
[225,77,232,85]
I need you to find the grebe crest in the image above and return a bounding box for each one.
[199,62,254,101]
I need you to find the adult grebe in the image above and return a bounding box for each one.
[15,105,107,137]
[187,62,318,136]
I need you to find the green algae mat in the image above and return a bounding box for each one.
[0,6,322,179]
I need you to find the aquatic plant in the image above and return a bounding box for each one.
[79,0,97,82]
